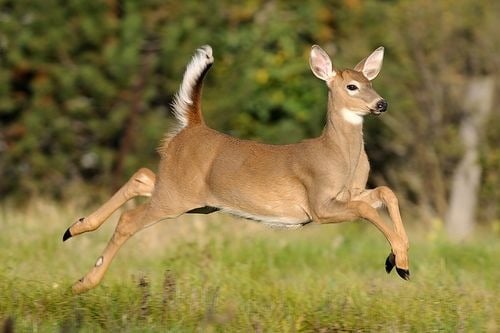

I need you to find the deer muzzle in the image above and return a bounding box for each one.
[371,99,388,115]
[375,99,388,113]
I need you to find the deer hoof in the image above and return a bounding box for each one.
[396,268,410,280]
[62,228,72,242]
[385,252,395,273]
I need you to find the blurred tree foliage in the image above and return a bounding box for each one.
[0,0,498,224]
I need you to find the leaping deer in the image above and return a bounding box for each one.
[63,44,410,294]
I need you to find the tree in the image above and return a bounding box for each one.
[0,0,498,237]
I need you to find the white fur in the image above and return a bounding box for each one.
[221,208,310,229]
[171,45,214,129]
[340,107,364,125]
[95,256,103,267]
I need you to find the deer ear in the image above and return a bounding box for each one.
[309,45,335,81]
[354,46,384,81]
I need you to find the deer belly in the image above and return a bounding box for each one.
[220,206,311,228]
[210,190,311,228]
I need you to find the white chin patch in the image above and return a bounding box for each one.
[341,108,364,125]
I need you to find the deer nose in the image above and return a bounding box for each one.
[376,99,388,112]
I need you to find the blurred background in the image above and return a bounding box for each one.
[0,0,498,240]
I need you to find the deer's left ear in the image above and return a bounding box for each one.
[354,46,384,81]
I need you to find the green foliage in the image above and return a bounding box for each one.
[0,201,498,331]
[0,0,498,223]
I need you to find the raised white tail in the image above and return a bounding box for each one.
[63,44,409,294]
[171,45,214,130]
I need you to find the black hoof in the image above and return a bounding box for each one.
[62,228,72,242]
[396,268,410,280]
[385,252,395,273]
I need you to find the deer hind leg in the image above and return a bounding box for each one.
[313,199,410,280]
[71,202,166,294]
[354,187,409,276]
[63,168,156,241]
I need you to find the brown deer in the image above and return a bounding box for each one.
[63,45,410,294]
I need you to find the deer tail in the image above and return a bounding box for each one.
[171,45,214,129]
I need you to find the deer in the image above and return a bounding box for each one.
[63,44,410,294]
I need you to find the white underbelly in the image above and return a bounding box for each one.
[221,208,311,229]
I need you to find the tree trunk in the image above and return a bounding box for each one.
[445,76,494,240]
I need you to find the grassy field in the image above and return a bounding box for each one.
[0,200,498,332]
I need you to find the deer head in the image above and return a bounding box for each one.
[310,45,387,125]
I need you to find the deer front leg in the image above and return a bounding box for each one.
[355,187,409,274]
[355,186,408,245]
[312,199,410,280]
[63,168,156,241]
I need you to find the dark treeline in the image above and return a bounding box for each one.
[0,0,498,235]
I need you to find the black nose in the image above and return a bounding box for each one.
[376,99,388,112]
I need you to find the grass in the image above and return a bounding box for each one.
[0,199,498,332]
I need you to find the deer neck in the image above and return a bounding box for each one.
[323,92,364,147]
[321,92,366,187]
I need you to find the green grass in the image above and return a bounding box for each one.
[0,200,498,332]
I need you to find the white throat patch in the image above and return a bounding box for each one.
[340,108,364,125]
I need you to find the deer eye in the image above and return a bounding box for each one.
[346,84,358,91]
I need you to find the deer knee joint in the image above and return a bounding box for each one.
[129,168,156,197]
[311,201,358,224]
[135,168,156,184]
[378,186,398,205]
[351,201,380,221]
